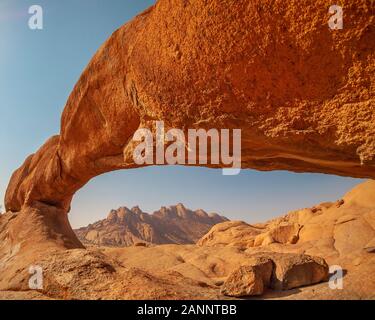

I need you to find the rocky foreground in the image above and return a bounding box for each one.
[0,180,374,300]
[75,204,227,247]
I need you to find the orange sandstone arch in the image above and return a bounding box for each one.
[5,0,375,214]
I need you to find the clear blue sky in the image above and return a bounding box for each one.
[0,0,363,228]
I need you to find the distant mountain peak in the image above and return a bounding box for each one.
[131,206,143,215]
[75,204,228,247]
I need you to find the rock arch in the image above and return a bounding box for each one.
[5,0,375,214]
[0,0,374,290]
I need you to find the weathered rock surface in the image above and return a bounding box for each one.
[221,253,328,297]
[0,203,83,291]
[221,265,268,297]
[270,253,329,291]
[221,255,274,297]
[29,248,219,300]
[75,204,227,246]
[199,180,375,257]
[198,221,263,247]
[252,223,301,247]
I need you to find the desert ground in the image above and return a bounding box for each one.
[1,180,374,300]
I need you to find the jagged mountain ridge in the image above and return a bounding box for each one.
[74,203,228,246]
